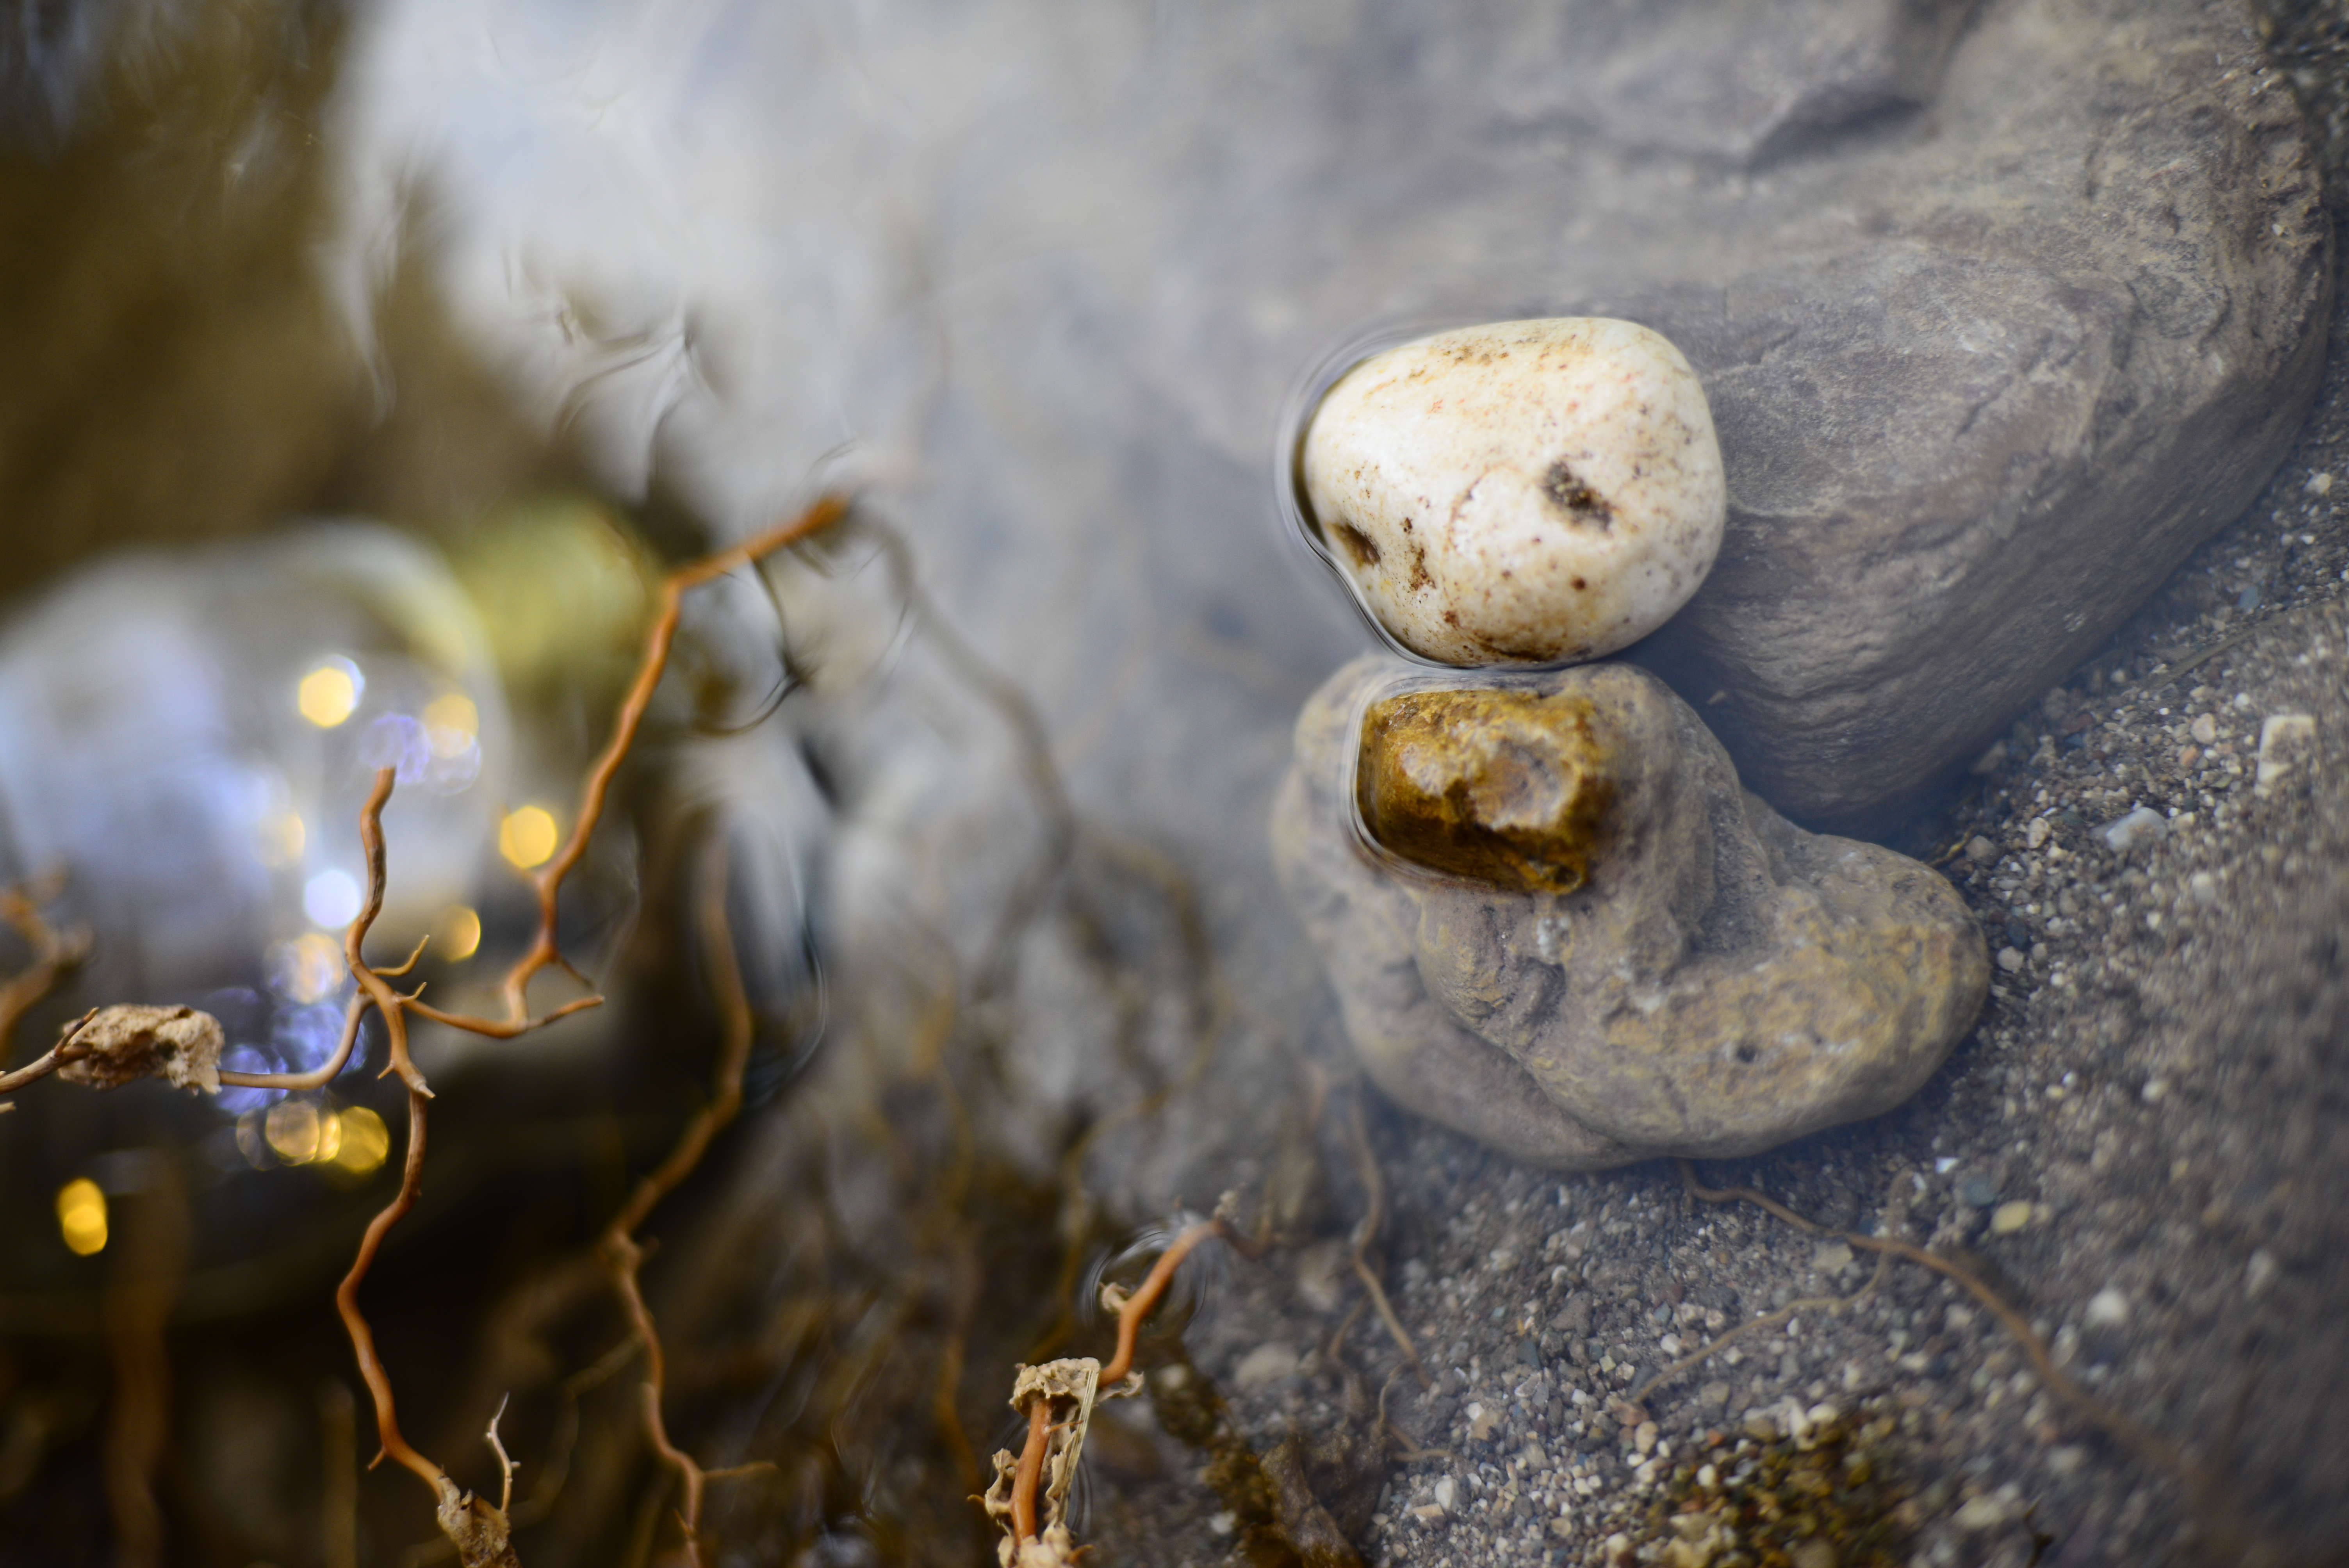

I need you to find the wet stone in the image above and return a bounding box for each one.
[1355,687,1614,896]
[1272,654,1989,1168]
[1301,317,1726,668]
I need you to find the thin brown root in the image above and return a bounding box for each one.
[497,494,848,1026]
[1009,1399,1053,1544]
[1625,1247,1892,1413]
[1674,1159,2206,1499]
[0,871,89,1070]
[589,837,766,1568]
[1375,1368,1454,1463]
[1344,1090,1429,1388]
[1100,1218,1237,1385]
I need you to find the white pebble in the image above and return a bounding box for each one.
[2084,1287,2130,1328]
[2097,806,2167,852]
[1232,1342,1300,1392]
[2255,712,2317,791]
[1300,317,1725,666]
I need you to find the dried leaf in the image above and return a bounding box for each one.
[434,1478,520,1568]
[56,1005,222,1094]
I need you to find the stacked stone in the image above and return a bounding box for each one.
[1276,322,1989,1167]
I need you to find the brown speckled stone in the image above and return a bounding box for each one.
[1273,655,1987,1168]
[1355,686,1614,896]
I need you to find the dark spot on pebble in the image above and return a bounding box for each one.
[1333,521,1381,568]
[1541,459,1615,530]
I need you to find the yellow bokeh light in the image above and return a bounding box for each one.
[297,662,362,727]
[265,1099,324,1164]
[432,904,483,961]
[315,1108,345,1165]
[333,1106,390,1176]
[56,1178,107,1255]
[267,932,345,1005]
[499,805,560,869]
[255,810,306,870]
[422,692,479,759]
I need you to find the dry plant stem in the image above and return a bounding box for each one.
[1010,1399,1054,1544]
[1344,1089,1430,1388]
[1672,1160,2205,1494]
[592,842,765,1568]
[494,492,849,1026]
[1625,1253,1892,1414]
[342,1084,445,1485]
[0,871,88,1069]
[1009,1216,1242,1545]
[1101,1219,1232,1386]
[0,1010,97,1094]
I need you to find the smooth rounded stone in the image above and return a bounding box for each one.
[1271,654,1987,1168]
[1355,686,1613,895]
[1299,319,1725,666]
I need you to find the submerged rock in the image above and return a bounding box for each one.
[1298,318,1725,667]
[1272,655,1987,1167]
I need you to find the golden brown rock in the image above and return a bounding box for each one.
[1272,656,1987,1169]
[1355,688,1613,896]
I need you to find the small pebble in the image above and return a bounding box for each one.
[1997,946,2026,973]
[1959,1174,1998,1208]
[2097,805,2167,851]
[1232,1342,1300,1392]
[1953,1494,2011,1531]
[2025,816,2050,849]
[2306,470,2335,495]
[1433,1476,1456,1512]
[1966,834,1999,864]
[2190,713,2218,745]
[1991,1200,2034,1234]
[2084,1287,2130,1328]
[2255,712,2317,790]
[1300,317,1726,666]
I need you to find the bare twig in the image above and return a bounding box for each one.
[1625,1248,1892,1413]
[487,1397,518,1515]
[591,832,774,1568]
[480,494,850,1029]
[1667,1160,2205,1495]
[999,1213,1253,1552]
[0,870,89,1069]
[1343,1089,1429,1388]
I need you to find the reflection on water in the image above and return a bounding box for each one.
[0,525,509,1000]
